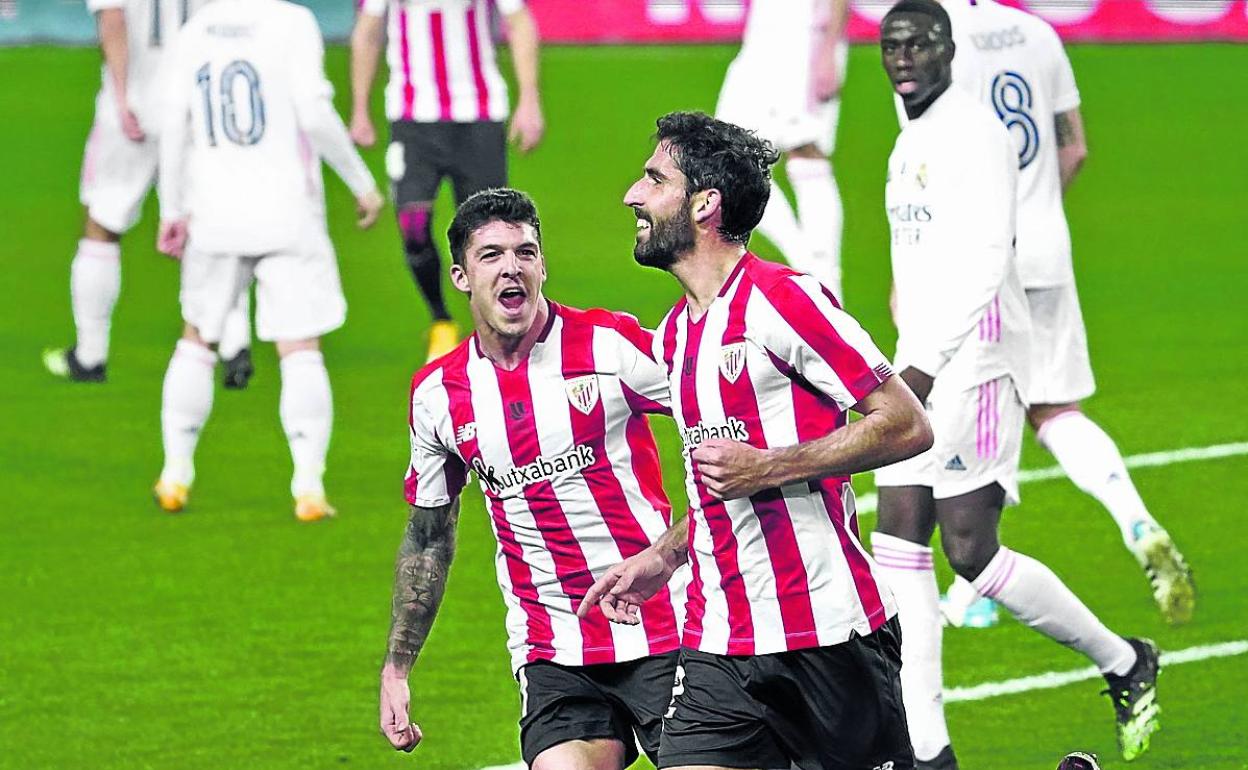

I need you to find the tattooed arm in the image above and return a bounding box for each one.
[1055,108,1088,192]
[378,500,461,752]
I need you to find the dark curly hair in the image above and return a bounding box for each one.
[882,0,953,40]
[447,188,542,266]
[654,111,780,245]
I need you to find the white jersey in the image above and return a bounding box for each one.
[358,0,519,124]
[158,0,375,255]
[87,0,213,128]
[406,303,685,674]
[658,254,897,656]
[886,87,1030,392]
[945,0,1081,288]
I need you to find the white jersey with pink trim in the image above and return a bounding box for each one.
[886,87,1031,393]
[357,0,517,124]
[658,253,897,657]
[405,302,686,673]
[944,0,1082,288]
[86,0,214,128]
[159,0,375,254]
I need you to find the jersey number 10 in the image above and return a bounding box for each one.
[195,60,266,147]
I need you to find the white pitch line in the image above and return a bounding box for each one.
[477,641,1248,770]
[945,640,1248,703]
[854,440,1248,515]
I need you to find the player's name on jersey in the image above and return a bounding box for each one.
[470,445,596,495]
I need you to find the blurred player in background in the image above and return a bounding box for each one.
[873,4,1160,766]
[934,0,1194,629]
[350,0,545,361]
[43,0,257,388]
[154,0,383,521]
[585,112,932,770]
[380,189,685,769]
[716,0,849,299]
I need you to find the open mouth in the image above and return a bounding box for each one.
[635,216,652,239]
[894,78,918,95]
[497,286,528,312]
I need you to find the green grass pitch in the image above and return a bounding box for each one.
[2,41,1246,769]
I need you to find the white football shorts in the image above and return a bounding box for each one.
[79,90,158,235]
[715,43,848,156]
[1025,284,1096,405]
[874,375,1025,506]
[180,228,346,344]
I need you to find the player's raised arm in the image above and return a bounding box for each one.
[92,2,144,141]
[288,9,383,227]
[380,499,461,752]
[501,4,544,153]
[349,3,386,147]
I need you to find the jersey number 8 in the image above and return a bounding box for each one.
[991,71,1039,170]
[195,60,266,147]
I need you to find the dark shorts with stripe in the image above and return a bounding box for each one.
[518,650,680,767]
[659,617,914,770]
[388,120,506,206]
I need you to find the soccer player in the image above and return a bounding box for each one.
[379,189,685,769]
[349,0,545,361]
[934,0,1194,628]
[43,0,255,388]
[716,0,849,299]
[153,0,384,520]
[872,3,1160,765]
[583,111,933,770]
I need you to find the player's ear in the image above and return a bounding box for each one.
[692,188,723,226]
[450,262,470,294]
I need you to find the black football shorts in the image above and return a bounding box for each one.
[388,119,506,206]
[659,616,915,770]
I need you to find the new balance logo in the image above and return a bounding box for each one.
[455,422,477,445]
[945,455,967,471]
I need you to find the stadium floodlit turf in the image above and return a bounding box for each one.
[2,42,1246,770]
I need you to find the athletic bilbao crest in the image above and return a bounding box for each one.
[565,375,600,415]
[719,342,746,384]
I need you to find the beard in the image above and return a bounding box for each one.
[633,198,696,270]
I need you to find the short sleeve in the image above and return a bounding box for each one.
[755,273,894,412]
[613,315,672,416]
[87,0,125,12]
[494,0,526,16]
[405,392,467,507]
[1048,27,1080,113]
[357,0,388,19]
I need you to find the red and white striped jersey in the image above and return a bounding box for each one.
[405,302,685,673]
[357,0,518,124]
[658,253,897,656]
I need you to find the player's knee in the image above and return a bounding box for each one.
[942,530,999,580]
[1029,402,1081,434]
[397,203,435,258]
[83,216,122,243]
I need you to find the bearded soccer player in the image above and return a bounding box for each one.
[872,3,1160,765]
[350,0,545,362]
[380,189,685,769]
[716,0,849,299]
[924,0,1193,630]
[578,112,932,770]
[43,0,256,388]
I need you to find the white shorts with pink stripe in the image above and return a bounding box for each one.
[874,375,1024,506]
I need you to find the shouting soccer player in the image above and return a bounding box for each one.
[350,0,545,362]
[155,0,384,520]
[716,0,849,299]
[872,2,1160,765]
[43,0,254,387]
[379,189,685,769]
[932,0,1194,629]
[581,112,933,770]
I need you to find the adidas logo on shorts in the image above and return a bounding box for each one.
[945,455,967,471]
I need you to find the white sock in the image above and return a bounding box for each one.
[159,340,216,486]
[872,532,951,762]
[1037,411,1159,545]
[971,546,1137,675]
[756,181,817,275]
[70,238,121,367]
[787,156,844,300]
[280,350,333,498]
[218,290,252,361]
